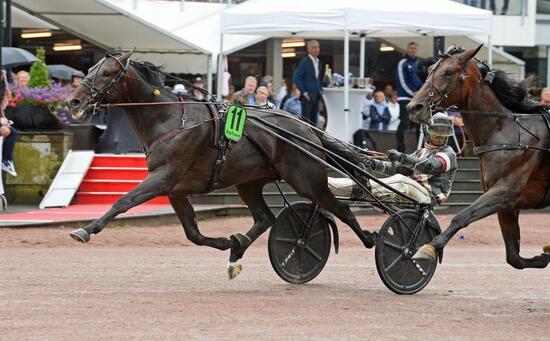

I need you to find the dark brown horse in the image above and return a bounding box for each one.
[408,45,550,269]
[65,51,377,279]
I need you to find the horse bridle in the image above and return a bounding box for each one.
[80,52,131,110]
[425,54,462,116]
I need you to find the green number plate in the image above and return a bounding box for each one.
[224,105,247,142]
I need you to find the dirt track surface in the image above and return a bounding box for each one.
[1,213,550,340]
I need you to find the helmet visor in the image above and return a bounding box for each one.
[427,124,454,137]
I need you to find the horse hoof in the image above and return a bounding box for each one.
[363,230,377,249]
[543,244,550,255]
[70,228,90,243]
[227,261,242,280]
[412,244,437,261]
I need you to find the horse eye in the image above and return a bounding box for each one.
[102,70,110,77]
[443,70,454,76]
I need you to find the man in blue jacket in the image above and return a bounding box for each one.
[293,40,322,126]
[395,42,423,152]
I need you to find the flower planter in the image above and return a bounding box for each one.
[5,104,64,130]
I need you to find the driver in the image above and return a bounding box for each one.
[328,112,457,205]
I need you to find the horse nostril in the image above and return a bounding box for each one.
[68,98,81,108]
[408,104,425,114]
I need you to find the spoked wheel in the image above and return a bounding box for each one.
[375,209,439,295]
[268,202,331,284]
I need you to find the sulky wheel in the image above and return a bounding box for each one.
[375,209,439,295]
[268,202,331,284]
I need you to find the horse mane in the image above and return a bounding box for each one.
[478,67,546,114]
[446,47,547,114]
[130,60,165,87]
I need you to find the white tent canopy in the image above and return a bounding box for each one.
[103,0,265,70]
[221,0,492,37]
[12,6,58,29]
[219,0,492,141]
[13,0,206,54]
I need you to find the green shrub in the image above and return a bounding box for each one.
[28,47,50,89]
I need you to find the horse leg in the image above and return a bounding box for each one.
[413,185,512,260]
[70,170,168,243]
[498,211,550,269]
[169,192,234,251]
[287,174,376,248]
[227,179,276,279]
[314,189,377,248]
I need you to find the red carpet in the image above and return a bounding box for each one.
[0,204,171,225]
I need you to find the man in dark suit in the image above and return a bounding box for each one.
[293,40,322,126]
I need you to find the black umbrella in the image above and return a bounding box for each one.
[1,47,38,68]
[47,64,85,80]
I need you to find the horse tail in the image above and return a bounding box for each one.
[313,130,363,175]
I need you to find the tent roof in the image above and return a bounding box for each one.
[221,0,492,37]
[102,0,265,60]
[13,0,207,54]
[12,6,58,29]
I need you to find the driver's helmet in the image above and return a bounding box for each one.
[426,112,454,137]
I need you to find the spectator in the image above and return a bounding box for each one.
[361,88,375,129]
[276,78,289,108]
[261,75,274,95]
[540,87,550,105]
[282,85,302,118]
[280,82,297,110]
[255,85,274,108]
[15,71,30,88]
[383,84,394,102]
[463,0,478,7]
[173,83,186,96]
[0,70,16,176]
[318,115,326,130]
[395,41,422,152]
[72,75,82,88]
[387,92,400,131]
[226,84,235,102]
[293,40,322,125]
[367,91,391,130]
[192,77,205,100]
[260,78,277,107]
[232,76,257,105]
[490,0,509,15]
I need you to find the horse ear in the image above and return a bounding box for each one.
[458,44,483,64]
[119,49,134,63]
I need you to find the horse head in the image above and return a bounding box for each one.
[408,44,483,124]
[65,50,134,122]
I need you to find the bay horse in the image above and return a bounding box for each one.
[408,45,550,269]
[65,51,377,279]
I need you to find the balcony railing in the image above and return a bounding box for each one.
[455,0,527,16]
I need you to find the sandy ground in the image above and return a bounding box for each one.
[1,213,550,340]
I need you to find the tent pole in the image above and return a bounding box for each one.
[359,34,365,78]
[217,33,224,98]
[344,29,350,141]
[207,54,213,93]
[487,34,492,68]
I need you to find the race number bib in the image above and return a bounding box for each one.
[224,105,247,142]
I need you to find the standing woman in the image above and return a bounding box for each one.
[1,70,17,177]
[387,92,401,131]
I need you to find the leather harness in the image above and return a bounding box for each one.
[145,99,229,193]
[472,112,550,155]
